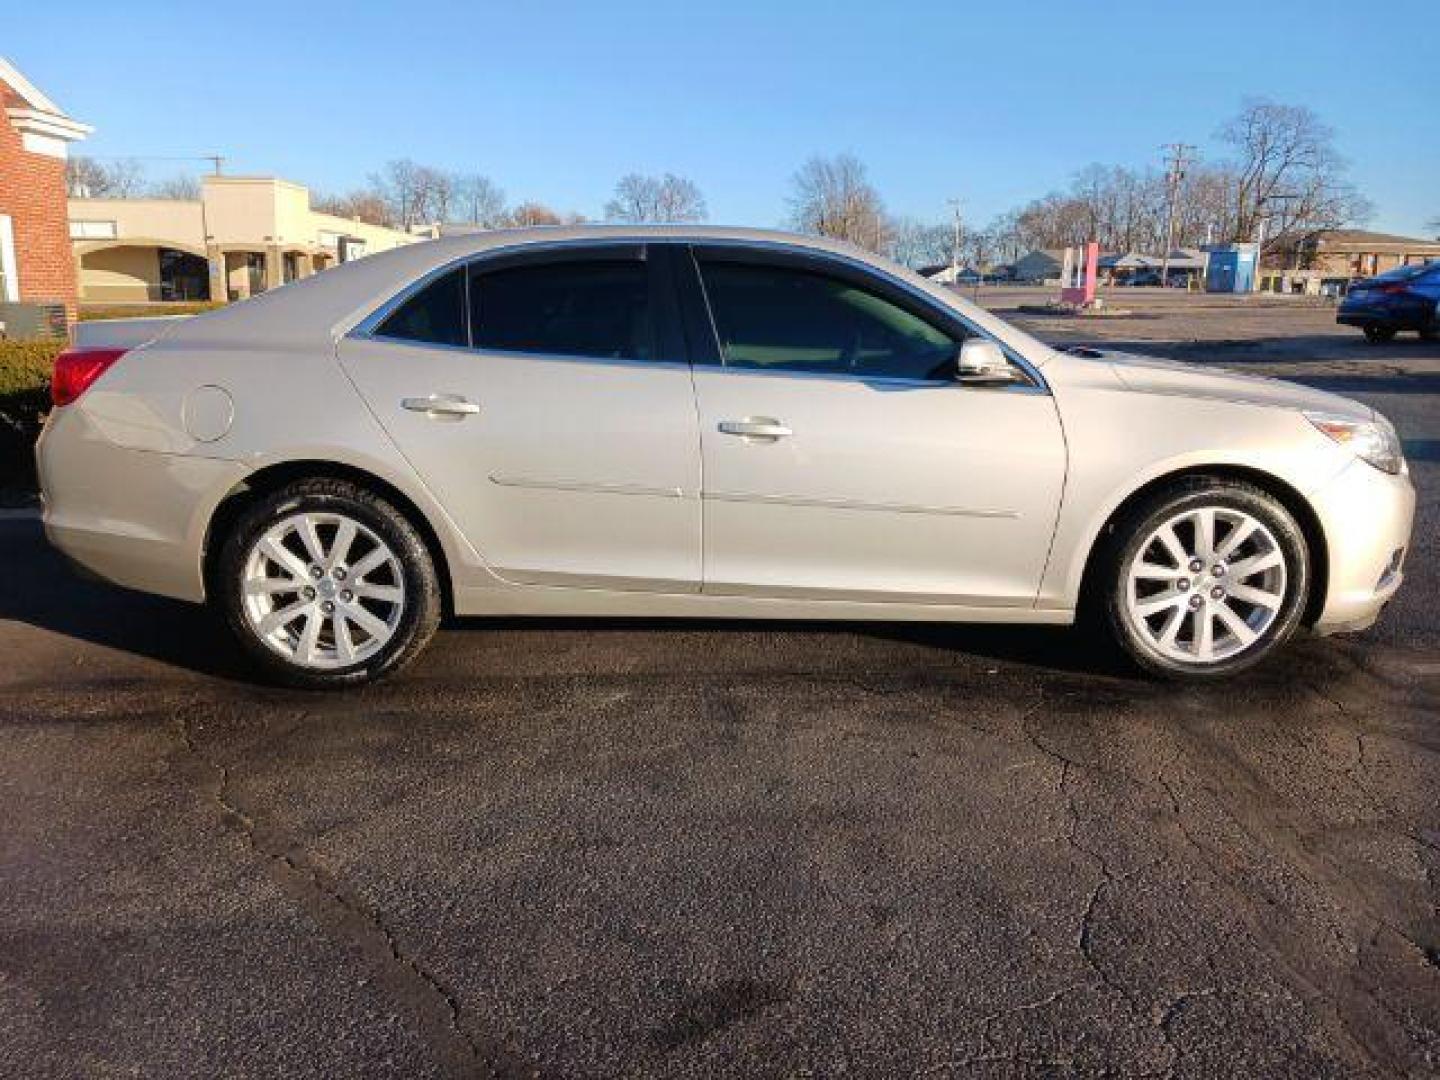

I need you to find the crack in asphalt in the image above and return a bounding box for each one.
[172,711,527,1079]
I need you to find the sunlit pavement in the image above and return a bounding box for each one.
[2,293,1436,1076]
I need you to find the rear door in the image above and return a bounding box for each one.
[678,245,1066,606]
[338,244,702,592]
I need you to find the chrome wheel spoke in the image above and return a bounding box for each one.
[1157,606,1187,649]
[1132,561,1178,580]
[1135,589,1186,616]
[1194,609,1215,659]
[344,603,390,640]
[348,547,390,581]
[356,582,403,603]
[333,611,356,663]
[327,520,357,571]
[1227,582,1282,610]
[1193,508,1217,560]
[295,609,323,663]
[1228,550,1283,579]
[245,575,301,596]
[1156,525,1188,568]
[297,516,327,565]
[259,536,310,581]
[259,598,310,637]
[1215,519,1257,561]
[1214,603,1258,646]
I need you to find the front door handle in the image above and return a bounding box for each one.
[402,394,480,419]
[718,418,792,441]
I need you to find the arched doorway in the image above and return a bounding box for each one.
[75,241,212,303]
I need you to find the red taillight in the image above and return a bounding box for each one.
[51,347,126,408]
[1378,284,1409,295]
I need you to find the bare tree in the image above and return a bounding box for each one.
[604,173,707,223]
[888,217,952,268]
[313,189,394,227]
[787,154,892,253]
[150,174,202,200]
[1218,99,1370,256]
[66,156,145,198]
[504,202,564,227]
[369,159,447,231]
[453,173,507,227]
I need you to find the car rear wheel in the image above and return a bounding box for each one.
[1101,480,1309,680]
[217,479,441,688]
[1363,325,1397,343]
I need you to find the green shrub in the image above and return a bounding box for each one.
[79,302,219,321]
[0,338,61,490]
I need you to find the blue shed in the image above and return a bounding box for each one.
[1206,244,1259,293]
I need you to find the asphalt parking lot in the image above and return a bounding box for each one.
[2,290,1437,1078]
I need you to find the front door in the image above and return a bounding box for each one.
[339,244,702,592]
[680,247,1066,606]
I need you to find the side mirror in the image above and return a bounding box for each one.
[955,339,1018,385]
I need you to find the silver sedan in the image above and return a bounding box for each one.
[37,227,1415,687]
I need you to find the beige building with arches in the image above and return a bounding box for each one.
[69,175,426,304]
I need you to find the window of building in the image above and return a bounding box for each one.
[374,268,468,347]
[469,260,652,361]
[0,215,16,302]
[697,261,959,380]
[69,220,117,240]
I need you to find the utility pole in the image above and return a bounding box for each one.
[947,198,963,288]
[1158,143,1195,287]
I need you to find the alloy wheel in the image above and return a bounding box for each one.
[1124,506,1287,665]
[240,512,406,669]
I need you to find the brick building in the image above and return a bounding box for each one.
[1278,229,1440,278]
[0,57,92,322]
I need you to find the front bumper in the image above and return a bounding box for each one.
[37,407,247,603]
[1308,457,1415,634]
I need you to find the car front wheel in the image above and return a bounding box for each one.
[1363,325,1397,343]
[216,478,441,688]
[1101,480,1309,680]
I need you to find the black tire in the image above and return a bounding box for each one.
[1363,325,1396,343]
[1097,479,1310,681]
[215,478,441,689]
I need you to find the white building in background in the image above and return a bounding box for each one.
[68,175,428,304]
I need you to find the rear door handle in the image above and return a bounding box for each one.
[718,418,792,440]
[402,394,480,419]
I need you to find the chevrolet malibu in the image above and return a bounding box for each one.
[38,227,1414,687]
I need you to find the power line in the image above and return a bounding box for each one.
[78,154,225,174]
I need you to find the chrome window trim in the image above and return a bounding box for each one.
[346,235,1050,394]
[690,362,1049,395]
[360,332,691,374]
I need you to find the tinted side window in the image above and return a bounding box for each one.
[375,268,468,347]
[470,260,652,361]
[697,262,957,379]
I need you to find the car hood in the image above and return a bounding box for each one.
[1079,348,1374,421]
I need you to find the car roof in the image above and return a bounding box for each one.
[157,224,1053,361]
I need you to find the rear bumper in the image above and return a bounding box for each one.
[1337,305,1431,331]
[1308,458,1415,635]
[36,408,246,603]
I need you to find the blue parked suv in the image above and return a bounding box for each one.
[1337,261,1440,343]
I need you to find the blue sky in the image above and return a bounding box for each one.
[12,0,1437,235]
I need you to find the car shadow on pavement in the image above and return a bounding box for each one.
[0,519,249,682]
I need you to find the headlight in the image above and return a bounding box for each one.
[1305,411,1405,474]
